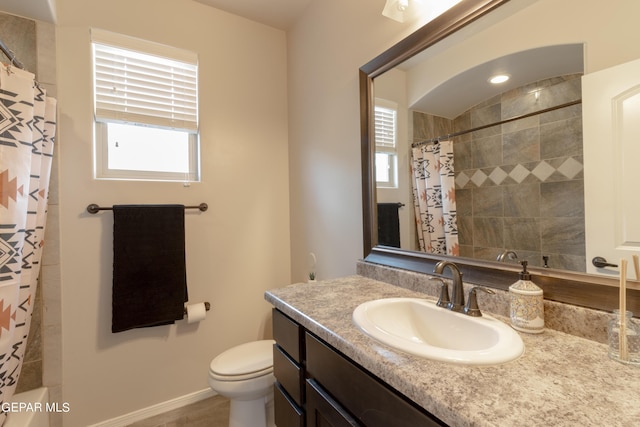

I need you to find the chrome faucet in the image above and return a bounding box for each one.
[433,261,464,312]
[497,250,518,262]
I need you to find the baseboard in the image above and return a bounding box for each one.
[87,388,216,427]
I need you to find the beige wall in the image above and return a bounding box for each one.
[55,0,290,425]
[286,0,424,282]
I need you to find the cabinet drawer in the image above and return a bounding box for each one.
[275,383,304,427]
[306,333,445,427]
[307,378,361,427]
[273,309,303,362]
[273,344,303,406]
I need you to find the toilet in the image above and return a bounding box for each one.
[208,340,276,427]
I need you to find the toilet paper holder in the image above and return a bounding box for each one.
[184,301,211,315]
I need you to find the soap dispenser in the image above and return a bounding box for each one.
[509,261,544,333]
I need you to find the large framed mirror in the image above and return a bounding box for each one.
[360,0,640,312]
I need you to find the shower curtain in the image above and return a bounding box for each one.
[411,140,459,256]
[0,64,57,423]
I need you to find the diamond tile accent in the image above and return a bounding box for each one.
[489,167,508,185]
[557,157,583,179]
[509,164,530,183]
[457,156,584,188]
[531,161,555,181]
[455,171,470,188]
[471,170,487,186]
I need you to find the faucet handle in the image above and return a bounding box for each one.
[463,287,495,317]
[429,277,450,308]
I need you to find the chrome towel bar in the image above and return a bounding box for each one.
[87,203,208,214]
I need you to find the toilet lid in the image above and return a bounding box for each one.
[209,340,275,380]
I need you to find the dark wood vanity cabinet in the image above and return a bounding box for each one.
[272,308,446,427]
[273,308,305,427]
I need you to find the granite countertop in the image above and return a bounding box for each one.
[265,275,640,427]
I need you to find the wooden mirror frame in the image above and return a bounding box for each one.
[359,0,640,313]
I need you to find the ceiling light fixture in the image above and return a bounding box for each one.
[489,74,510,84]
[383,0,410,22]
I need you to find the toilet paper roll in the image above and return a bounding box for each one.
[186,302,207,324]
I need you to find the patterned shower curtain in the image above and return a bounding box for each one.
[411,140,459,256]
[0,64,57,423]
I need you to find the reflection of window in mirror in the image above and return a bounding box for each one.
[374,99,398,188]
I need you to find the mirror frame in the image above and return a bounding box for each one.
[360,0,640,313]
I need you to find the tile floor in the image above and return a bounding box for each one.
[125,395,229,427]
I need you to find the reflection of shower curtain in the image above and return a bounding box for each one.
[411,141,459,255]
[0,64,57,422]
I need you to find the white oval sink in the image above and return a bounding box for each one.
[353,298,524,365]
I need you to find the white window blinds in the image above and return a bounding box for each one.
[92,29,198,132]
[374,103,397,148]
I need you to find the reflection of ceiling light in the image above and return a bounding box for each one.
[383,0,462,24]
[383,0,410,22]
[489,74,510,84]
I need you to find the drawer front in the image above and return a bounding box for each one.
[307,378,361,427]
[306,333,445,427]
[273,309,303,362]
[274,383,304,427]
[273,344,303,406]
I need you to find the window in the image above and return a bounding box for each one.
[92,29,200,181]
[374,99,398,188]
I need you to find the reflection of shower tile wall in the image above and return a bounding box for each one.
[413,113,454,141]
[413,75,585,271]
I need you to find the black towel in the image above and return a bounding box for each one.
[377,203,401,248]
[112,205,188,333]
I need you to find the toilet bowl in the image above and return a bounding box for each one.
[208,340,276,427]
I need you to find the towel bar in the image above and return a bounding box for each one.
[87,203,208,214]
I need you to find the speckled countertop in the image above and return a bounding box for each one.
[265,275,640,427]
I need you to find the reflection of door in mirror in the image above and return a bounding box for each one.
[584,58,640,277]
